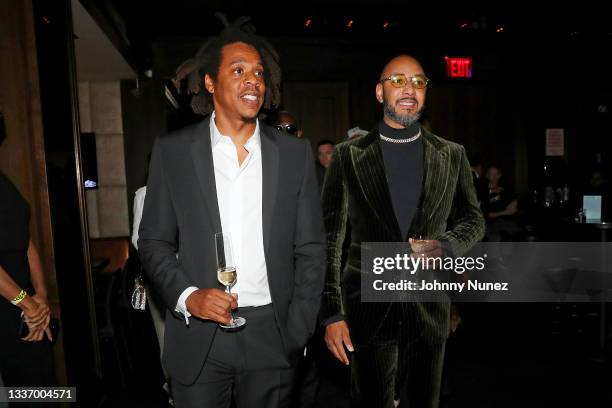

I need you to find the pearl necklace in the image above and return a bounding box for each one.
[379,130,421,144]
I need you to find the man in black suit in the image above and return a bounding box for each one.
[321,55,484,408]
[138,24,326,408]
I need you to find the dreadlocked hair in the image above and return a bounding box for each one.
[183,16,281,116]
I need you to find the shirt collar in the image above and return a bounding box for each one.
[210,111,261,149]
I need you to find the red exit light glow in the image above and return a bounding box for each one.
[445,57,472,78]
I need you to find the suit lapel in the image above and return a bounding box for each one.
[350,132,402,240]
[409,130,450,234]
[190,116,222,233]
[260,126,279,256]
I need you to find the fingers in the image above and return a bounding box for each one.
[204,303,232,323]
[203,309,232,325]
[22,314,51,342]
[26,310,48,326]
[22,326,43,342]
[342,330,354,353]
[336,340,349,365]
[33,328,44,342]
[410,240,443,258]
[188,289,235,325]
[324,332,345,364]
[325,323,352,365]
[24,305,50,327]
[44,326,53,342]
[209,289,237,307]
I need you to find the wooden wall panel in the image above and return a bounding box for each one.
[0,0,65,384]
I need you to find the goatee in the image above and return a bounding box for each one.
[383,99,424,127]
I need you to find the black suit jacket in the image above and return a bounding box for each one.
[320,129,485,345]
[138,115,326,385]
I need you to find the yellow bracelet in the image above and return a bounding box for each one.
[10,289,28,305]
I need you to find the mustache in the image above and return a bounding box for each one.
[396,97,417,105]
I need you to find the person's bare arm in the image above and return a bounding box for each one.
[26,240,52,340]
[0,263,51,341]
[28,240,48,299]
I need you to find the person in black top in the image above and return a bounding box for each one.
[469,156,489,208]
[0,133,55,388]
[483,164,519,241]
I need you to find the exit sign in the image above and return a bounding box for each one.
[445,57,472,78]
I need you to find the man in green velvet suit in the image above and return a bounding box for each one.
[321,55,485,408]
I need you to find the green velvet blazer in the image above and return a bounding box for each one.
[321,128,485,345]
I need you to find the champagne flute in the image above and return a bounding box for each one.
[409,233,428,255]
[214,232,246,330]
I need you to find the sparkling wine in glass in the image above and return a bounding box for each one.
[215,232,246,330]
[410,233,428,254]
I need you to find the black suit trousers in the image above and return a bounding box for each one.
[171,304,295,408]
[350,303,446,408]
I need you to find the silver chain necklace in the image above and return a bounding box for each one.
[379,130,421,144]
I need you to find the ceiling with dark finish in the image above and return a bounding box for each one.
[80,0,612,74]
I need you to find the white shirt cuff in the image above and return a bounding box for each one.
[176,286,198,325]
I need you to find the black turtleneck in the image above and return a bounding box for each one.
[378,120,423,239]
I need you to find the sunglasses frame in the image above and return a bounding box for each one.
[380,73,430,89]
[274,124,298,135]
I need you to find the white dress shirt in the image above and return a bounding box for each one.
[176,112,272,324]
[131,186,147,249]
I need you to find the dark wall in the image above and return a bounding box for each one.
[121,78,166,224]
[32,0,100,394]
[151,32,612,197]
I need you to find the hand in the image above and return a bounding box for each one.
[20,297,49,327]
[409,238,444,259]
[22,318,52,342]
[21,295,51,342]
[32,294,53,342]
[185,288,238,325]
[324,320,354,365]
[450,304,462,333]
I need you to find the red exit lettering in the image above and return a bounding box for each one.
[445,57,472,78]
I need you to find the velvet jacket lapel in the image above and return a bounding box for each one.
[349,128,451,240]
[350,131,402,241]
[408,129,451,237]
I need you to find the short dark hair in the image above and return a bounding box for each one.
[267,110,296,126]
[188,17,281,116]
[486,163,501,172]
[317,139,335,148]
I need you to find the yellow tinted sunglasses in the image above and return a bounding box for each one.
[380,73,430,89]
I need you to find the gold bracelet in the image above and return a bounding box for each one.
[10,289,28,305]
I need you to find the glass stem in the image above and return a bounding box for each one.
[226,285,235,322]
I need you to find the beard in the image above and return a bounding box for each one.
[383,97,424,127]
